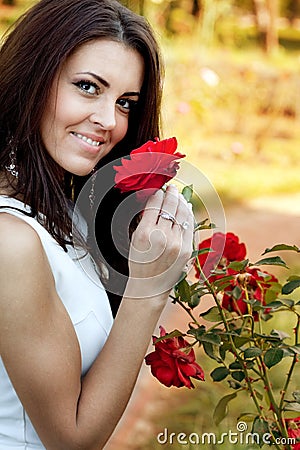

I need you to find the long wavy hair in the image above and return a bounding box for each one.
[0,0,163,314]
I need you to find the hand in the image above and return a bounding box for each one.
[125,185,194,299]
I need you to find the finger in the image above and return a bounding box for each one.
[172,193,190,230]
[141,189,164,224]
[172,198,194,261]
[157,185,179,228]
[183,202,195,240]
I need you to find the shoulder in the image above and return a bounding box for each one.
[0,213,53,298]
[0,212,44,259]
[0,212,56,326]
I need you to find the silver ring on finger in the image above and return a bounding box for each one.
[158,212,176,224]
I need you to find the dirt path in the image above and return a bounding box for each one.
[105,193,300,450]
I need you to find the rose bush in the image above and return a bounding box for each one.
[146,226,300,449]
[113,137,185,201]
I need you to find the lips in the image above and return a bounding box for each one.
[71,132,104,147]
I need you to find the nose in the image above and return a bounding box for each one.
[89,100,116,131]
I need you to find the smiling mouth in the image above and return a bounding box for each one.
[71,132,103,147]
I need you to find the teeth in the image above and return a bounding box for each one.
[73,132,101,147]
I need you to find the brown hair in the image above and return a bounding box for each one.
[0,0,163,314]
[0,0,163,247]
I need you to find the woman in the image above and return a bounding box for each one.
[0,0,193,449]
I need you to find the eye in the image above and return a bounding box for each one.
[117,98,138,113]
[73,80,100,95]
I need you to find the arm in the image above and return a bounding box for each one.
[0,186,193,449]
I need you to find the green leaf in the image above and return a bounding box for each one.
[284,402,300,412]
[182,185,193,202]
[219,344,227,361]
[264,347,284,368]
[200,306,222,322]
[271,329,290,340]
[283,347,295,357]
[264,300,286,310]
[245,360,255,369]
[231,371,245,382]
[188,293,201,309]
[252,300,265,311]
[282,278,300,295]
[191,247,212,258]
[288,345,300,355]
[231,285,243,300]
[229,361,242,370]
[252,417,270,448]
[238,412,257,422]
[265,282,282,303]
[254,389,264,401]
[288,275,300,281]
[213,393,237,425]
[194,218,216,232]
[227,259,249,271]
[211,367,230,382]
[293,391,300,402]
[212,276,234,293]
[187,325,206,340]
[228,380,242,390]
[261,312,273,322]
[175,271,187,285]
[200,332,222,346]
[252,256,289,268]
[244,347,262,359]
[280,298,295,307]
[254,332,282,343]
[263,244,300,254]
[176,279,191,303]
[154,329,184,343]
[202,341,222,363]
[233,335,252,348]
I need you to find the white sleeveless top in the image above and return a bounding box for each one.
[0,196,114,449]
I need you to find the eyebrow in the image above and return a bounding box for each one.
[77,71,141,97]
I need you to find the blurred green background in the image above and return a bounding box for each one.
[1,2,300,449]
[1,0,300,204]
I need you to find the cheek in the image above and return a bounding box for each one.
[40,112,54,152]
[114,116,129,143]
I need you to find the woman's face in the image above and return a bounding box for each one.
[40,39,144,176]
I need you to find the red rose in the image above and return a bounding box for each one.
[284,417,300,449]
[221,267,278,319]
[145,326,204,389]
[195,232,247,280]
[223,232,247,261]
[113,137,185,201]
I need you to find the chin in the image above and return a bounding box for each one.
[74,169,94,177]
[66,164,95,177]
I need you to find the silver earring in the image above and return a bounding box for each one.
[89,169,96,210]
[5,141,18,178]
